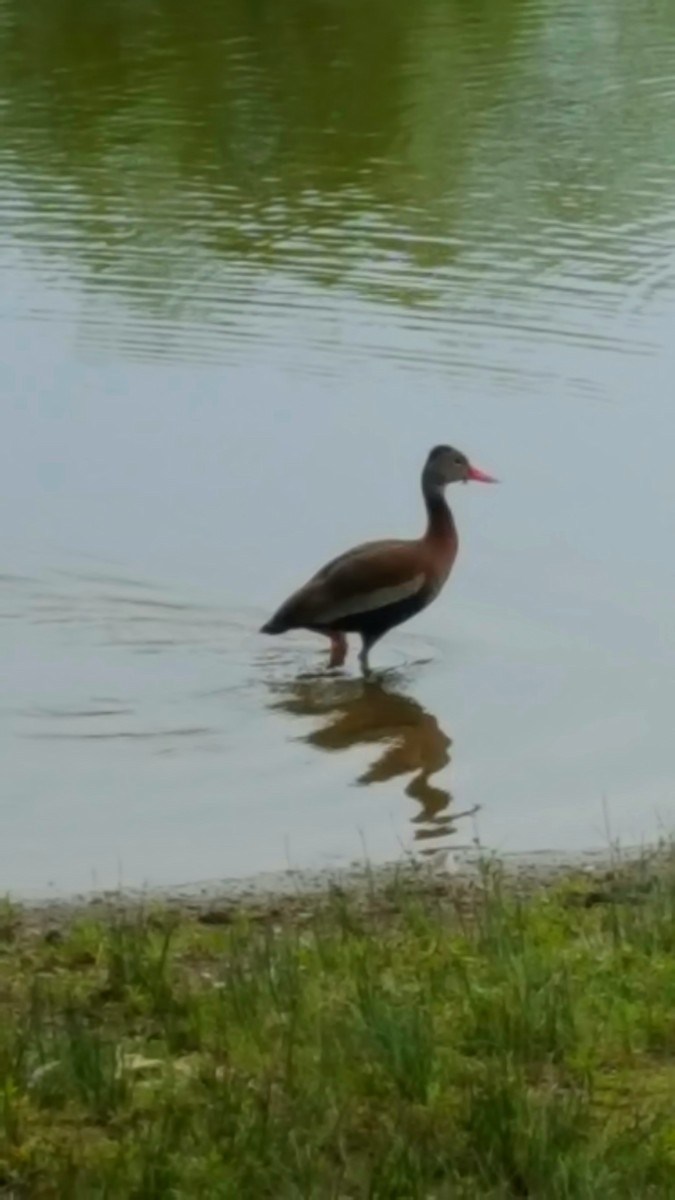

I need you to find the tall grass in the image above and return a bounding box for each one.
[2,857,675,1196]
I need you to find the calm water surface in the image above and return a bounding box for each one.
[2,0,675,895]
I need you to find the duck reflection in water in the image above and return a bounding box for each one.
[267,672,477,852]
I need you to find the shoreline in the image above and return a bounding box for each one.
[9,841,661,931]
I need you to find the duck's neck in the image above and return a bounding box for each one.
[423,479,456,542]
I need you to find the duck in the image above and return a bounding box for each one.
[260,444,496,674]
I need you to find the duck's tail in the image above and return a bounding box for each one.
[260,614,286,634]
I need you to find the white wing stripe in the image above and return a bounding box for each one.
[319,573,425,623]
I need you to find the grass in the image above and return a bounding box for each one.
[2,857,675,1197]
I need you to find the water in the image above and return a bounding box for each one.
[2,0,675,896]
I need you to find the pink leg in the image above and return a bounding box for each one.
[327,631,348,668]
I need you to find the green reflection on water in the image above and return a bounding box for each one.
[1,0,675,325]
[0,0,537,299]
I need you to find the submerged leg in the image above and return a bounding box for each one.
[358,636,373,677]
[358,629,387,676]
[327,631,348,669]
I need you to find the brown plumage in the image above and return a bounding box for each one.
[261,445,496,674]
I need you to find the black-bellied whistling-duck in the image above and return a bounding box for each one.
[261,445,496,674]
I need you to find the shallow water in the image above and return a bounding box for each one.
[2,0,675,895]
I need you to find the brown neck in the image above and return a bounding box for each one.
[423,480,456,542]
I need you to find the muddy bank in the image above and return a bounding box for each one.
[8,842,665,938]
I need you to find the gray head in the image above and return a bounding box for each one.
[422,444,497,490]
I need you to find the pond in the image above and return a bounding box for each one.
[2,0,675,895]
